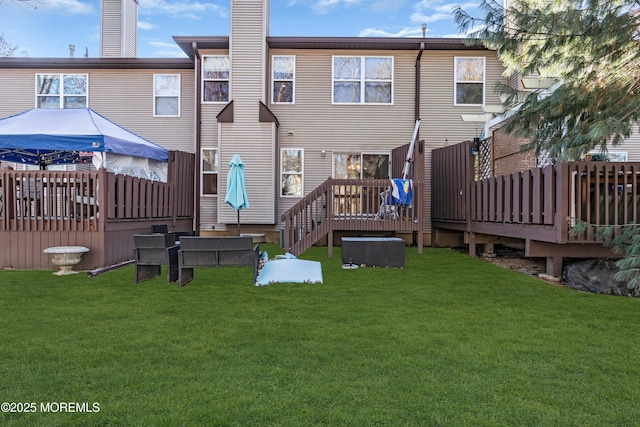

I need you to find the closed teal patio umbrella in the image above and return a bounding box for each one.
[224,153,249,236]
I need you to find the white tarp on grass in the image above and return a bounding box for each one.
[256,259,323,286]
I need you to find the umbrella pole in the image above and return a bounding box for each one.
[237,210,240,236]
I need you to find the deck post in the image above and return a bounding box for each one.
[468,232,476,258]
[546,256,563,278]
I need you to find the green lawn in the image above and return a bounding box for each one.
[1,244,638,426]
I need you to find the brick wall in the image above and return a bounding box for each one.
[492,127,536,175]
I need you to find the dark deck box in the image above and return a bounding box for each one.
[341,237,405,268]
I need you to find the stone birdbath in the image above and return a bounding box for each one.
[43,246,90,275]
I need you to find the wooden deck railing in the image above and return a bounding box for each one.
[432,140,640,245]
[0,151,194,233]
[281,178,424,257]
[0,170,102,232]
[562,161,640,241]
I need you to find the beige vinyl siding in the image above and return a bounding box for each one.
[122,0,138,57]
[230,0,268,112]
[0,71,38,117]
[100,0,122,57]
[199,102,226,229]
[0,67,195,152]
[269,49,417,221]
[218,123,276,225]
[605,131,640,162]
[217,0,275,226]
[100,0,137,58]
[198,49,229,229]
[88,69,195,151]
[420,50,505,232]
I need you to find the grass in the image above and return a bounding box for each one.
[1,244,639,426]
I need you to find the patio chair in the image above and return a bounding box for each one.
[134,233,179,284]
[151,224,194,243]
[151,224,169,234]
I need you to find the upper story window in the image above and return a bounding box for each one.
[332,56,393,105]
[455,57,485,105]
[36,74,87,108]
[154,74,180,117]
[201,148,218,196]
[202,55,229,103]
[272,55,295,104]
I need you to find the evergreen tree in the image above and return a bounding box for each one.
[454,0,640,160]
[455,1,640,290]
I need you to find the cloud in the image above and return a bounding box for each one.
[147,40,187,58]
[138,0,228,19]
[311,0,362,15]
[138,20,158,30]
[36,0,94,14]
[369,0,404,13]
[409,0,480,35]
[358,26,424,38]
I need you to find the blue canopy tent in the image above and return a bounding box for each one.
[0,108,168,180]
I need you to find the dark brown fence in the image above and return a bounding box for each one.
[0,170,100,232]
[563,161,640,241]
[432,140,640,245]
[431,140,474,226]
[0,150,195,270]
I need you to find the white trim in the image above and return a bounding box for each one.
[331,55,394,105]
[201,147,218,196]
[202,55,230,104]
[280,148,304,197]
[454,56,485,106]
[153,73,181,117]
[332,151,391,179]
[35,73,88,109]
[272,55,295,104]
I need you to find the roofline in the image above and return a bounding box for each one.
[173,35,490,58]
[0,37,491,67]
[265,37,489,51]
[173,36,229,60]
[0,57,194,70]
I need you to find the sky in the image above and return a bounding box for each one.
[0,0,482,58]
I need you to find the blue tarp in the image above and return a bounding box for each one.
[0,108,168,165]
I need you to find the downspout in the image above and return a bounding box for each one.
[415,42,424,125]
[193,42,202,235]
[415,42,425,247]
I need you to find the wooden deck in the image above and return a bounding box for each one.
[0,151,195,270]
[281,139,425,257]
[281,178,424,257]
[432,140,640,276]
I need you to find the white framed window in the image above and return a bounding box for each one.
[332,152,390,216]
[154,74,180,117]
[332,56,393,104]
[333,152,390,179]
[202,56,229,103]
[455,57,485,105]
[272,55,295,104]
[201,148,218,196]
[587,150,628,162]
[36,74,88,108]
[281,149,303,197]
